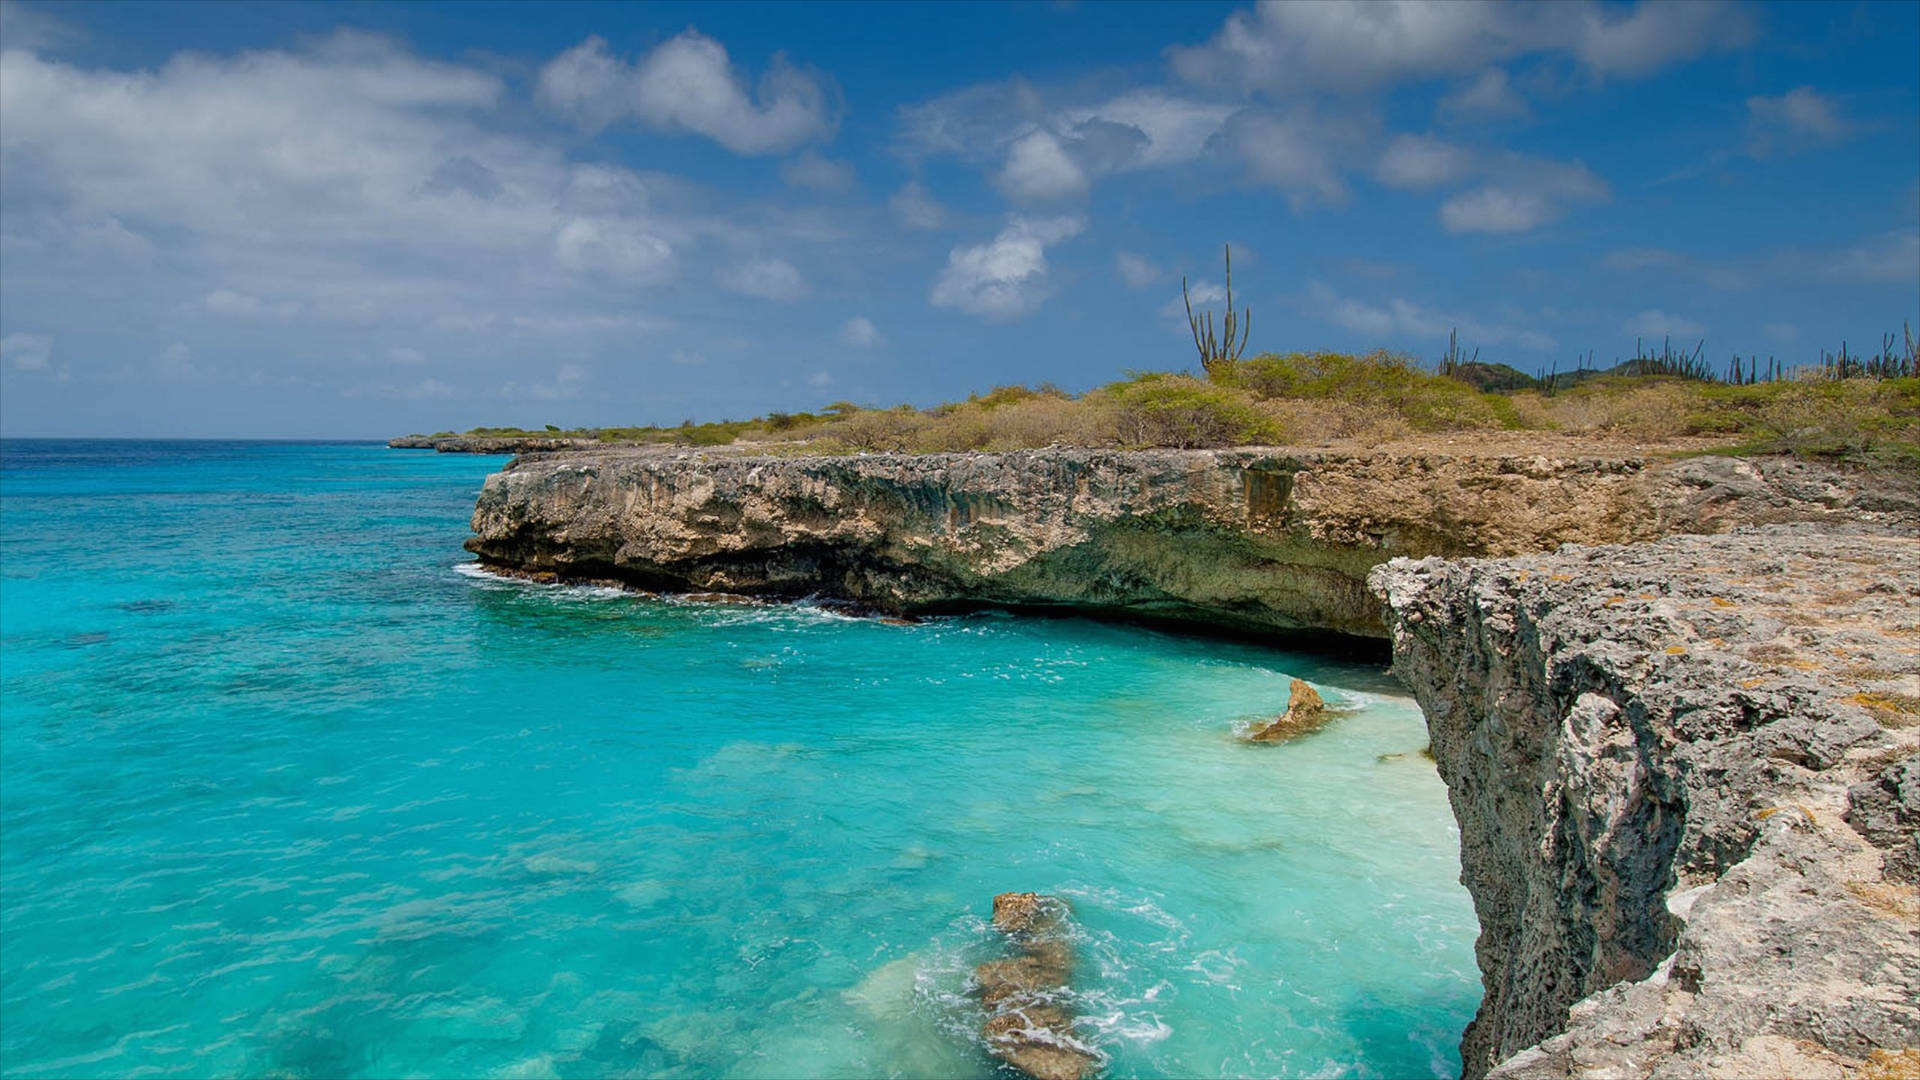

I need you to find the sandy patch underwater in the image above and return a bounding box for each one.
[0,441,1478,1078]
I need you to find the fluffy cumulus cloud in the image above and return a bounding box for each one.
[553,217,675,279]
[899,80,1233,203]
[1215,107,1361,208]
[996,129,1088,201]
[0,24,765,414]
[536,32,835,155]
[1438,156,1608,234]
[1170,0,1753,94]
[839,316,882,347]
[716,256,807,300]
[931,216,1085,321]
[1307,281,1557,351]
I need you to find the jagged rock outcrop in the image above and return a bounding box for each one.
[464,447,1917,639]
[1246,677,1331,742]
[1371,526,1920,1079]
[976,893,1097,1080]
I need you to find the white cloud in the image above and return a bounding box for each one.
[780,150,855,192]
[1216,107,1357,208]
[1115,251,1161,289]
[1623,309,1706,341]
[888,181,946,230]
[0,1,78,53]
[203,288,298,317]
[1171,0,1753,93]
[716,256,807,300]
[670,350,706,366]
[552,217,676,280]
[1439,157,1607,233]
[1744,86,1850,157]
[996,129,1088,201]
[388,346,428,365]
[1160,280,1227,328]
[1307,281,1557,351]
[807,369,832,388]
[1439,188,1554,234]
[1816,230,1919,284]
[536,32,834,155]
[899,80,1233,201]
[840,316,882,347]
[1763,322,1797,344]
[1,331,52,371]
[931,215,1085,321]
[1438,68,1528,119]
[1374,133,1472,189]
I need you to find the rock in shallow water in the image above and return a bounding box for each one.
[976,892,1098,1080]
[1246,677,1331,743]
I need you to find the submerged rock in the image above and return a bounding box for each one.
[975,892,1097,1080]
[1246,678,1330,743]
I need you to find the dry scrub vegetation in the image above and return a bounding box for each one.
[449,349,1904,457]
[439,349,1917,464]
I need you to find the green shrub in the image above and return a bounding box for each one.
[1096,373,1282,448]
[1219,350,1518,431]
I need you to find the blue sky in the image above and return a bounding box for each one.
[1,0,1915,438]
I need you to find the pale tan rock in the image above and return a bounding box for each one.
[1247,678,1330,743]
[464,449,1916,639]
[1373,527,1920,1080]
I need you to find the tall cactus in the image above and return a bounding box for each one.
[1183,244,1251,381]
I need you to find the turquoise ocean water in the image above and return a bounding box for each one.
[0,440,1479,1079]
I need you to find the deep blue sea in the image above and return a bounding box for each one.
[0,440,1479,1079]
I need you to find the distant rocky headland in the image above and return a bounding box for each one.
[449,441,1919,1078]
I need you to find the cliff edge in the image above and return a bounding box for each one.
[1372,527,1919,1079]
[464,447,1915,639]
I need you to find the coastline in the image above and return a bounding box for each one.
[454,440,1920,1078]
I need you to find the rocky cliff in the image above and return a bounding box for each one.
[1371,527,1919,1079]
[464,447,1915,639]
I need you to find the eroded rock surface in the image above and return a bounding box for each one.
[1247,677,1332,742]
[464,448,1916,639]
[1371,526,1920,1079]
[976,892,1097,1080]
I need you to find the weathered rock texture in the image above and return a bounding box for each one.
[464,448,1917,639]
[976,893,1097,1080]
[1371,526,1920,1079]
[1247,677,1331,742]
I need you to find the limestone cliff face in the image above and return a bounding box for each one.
[465,447,1913,638]
[1371,528,1920,1079]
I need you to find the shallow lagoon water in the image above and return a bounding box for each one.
[0,441,1479,1078]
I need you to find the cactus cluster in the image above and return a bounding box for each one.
[1183,244,1251,381]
